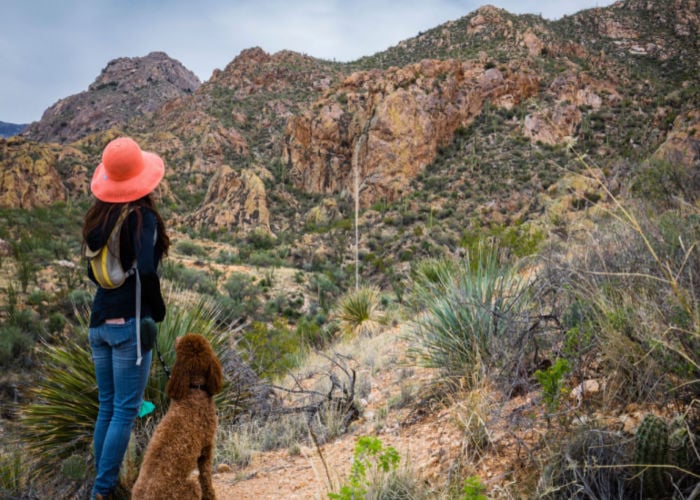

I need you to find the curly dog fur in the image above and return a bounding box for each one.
[132,334,223,500]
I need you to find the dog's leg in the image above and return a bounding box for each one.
[198,444,217,500]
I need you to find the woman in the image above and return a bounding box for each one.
[82,136,170,499]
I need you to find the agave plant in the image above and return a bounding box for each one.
[17,287,243,493]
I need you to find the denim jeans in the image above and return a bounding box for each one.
[89,319,152,497]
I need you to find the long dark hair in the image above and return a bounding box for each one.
[82,194,170,257]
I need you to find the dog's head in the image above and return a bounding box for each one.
[166,333,224,400]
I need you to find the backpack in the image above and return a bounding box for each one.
[85,206,136,289]
[85,205,155,367]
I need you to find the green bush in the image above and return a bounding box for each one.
[295,314,332,350]
[247,228,276,250]
[219,271,261,320]
[160,262,218,296]
[460,222,544,259]
[239,319,301,379]
[329,436,400,500]
[174,240,207,257]
[534,358,571,414]
[631,158,700,205]
[0,325,33,368]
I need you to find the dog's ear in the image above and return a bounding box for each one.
[166,350,190,400]
[206,351,224,395]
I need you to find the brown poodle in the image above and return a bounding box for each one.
[132,334,223,500]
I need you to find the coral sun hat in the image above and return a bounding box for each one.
[90,137,165,203]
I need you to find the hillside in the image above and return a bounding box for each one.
[0,0,699,498]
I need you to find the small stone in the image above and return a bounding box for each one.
[216,463,232,474]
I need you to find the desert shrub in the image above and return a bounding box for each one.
[460,222,545,258]
[67,288,93,310]
[247,227,276,250]
[248,249,286,267]
[534,358,571,415]
[160,262,218,296]
[263,290,305,320]
[409,242,532,387]
[556,201,700,403]
[46,312,67,336]
[219,271,261,320]
[537,427,633,499]
[239,319,301,379]
[0,303,42,368]
[296,314,333,350]
[308,272,343,313]
[631,158,700,205]
[174,240,207,257]
[0,325,33,369]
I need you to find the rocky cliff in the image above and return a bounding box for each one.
[282,58,539,206]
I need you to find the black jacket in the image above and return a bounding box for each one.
[86,207,166,327]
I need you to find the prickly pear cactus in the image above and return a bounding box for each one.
[633,413,670,497]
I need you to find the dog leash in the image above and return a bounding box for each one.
[155,339,171,379]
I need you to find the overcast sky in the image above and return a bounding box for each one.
[1,0,616,124]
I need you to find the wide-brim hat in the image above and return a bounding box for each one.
[91,136,165,203]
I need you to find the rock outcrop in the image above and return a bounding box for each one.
[0,137,87,208]
[282,58,538,206]
[523,72,621,145]
[653,108,700,167]
[180,165,271,233]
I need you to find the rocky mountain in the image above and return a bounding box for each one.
[2,2,700,497]
[20,52,200,144]
[1,0,699,248]
[0,121,27,138]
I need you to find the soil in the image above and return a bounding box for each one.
[206,327,553,499]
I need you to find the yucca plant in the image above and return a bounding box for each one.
[335,285,385,337]
[16,287,242,494]
[409,242,531,386]
[17,323,97,493]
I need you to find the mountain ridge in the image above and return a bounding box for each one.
[1,0,698,238]
[0,121,27,138]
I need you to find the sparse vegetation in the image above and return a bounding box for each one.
[1,1,700,497]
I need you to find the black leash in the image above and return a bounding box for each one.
[154,339,171,379]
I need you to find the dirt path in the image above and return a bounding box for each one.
[211,406,465,499]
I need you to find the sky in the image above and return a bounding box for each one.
[1,0,617,124]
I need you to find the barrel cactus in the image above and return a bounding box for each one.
[633,413,698,498]
[633,413,670,497]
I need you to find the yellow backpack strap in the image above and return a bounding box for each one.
[86,206,133,289]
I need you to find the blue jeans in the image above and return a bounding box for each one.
[89,319,152,497]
